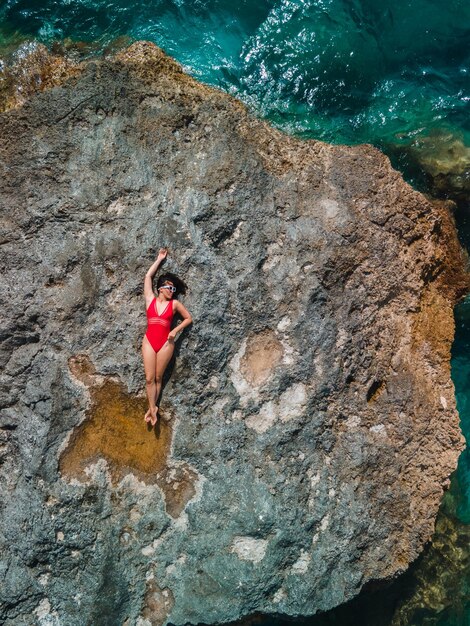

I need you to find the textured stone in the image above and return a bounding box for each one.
[0,41,469,625]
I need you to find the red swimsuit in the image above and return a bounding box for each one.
[145,297,174,353]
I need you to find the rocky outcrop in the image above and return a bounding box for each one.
[0,41,468,625]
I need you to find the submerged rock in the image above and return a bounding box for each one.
[388,128,470,204]
[0,41,469,625]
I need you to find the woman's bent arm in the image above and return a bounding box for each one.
[168,300,193,340]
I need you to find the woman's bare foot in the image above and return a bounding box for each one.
[150,406,158,427]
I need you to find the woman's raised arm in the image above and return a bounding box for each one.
[144,248,168,308]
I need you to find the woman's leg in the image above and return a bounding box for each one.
[153,341,175,424]
[142,336,157,423]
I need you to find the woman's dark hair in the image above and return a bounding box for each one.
[156,272,187,297]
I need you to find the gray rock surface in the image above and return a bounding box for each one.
[0,41,468,625]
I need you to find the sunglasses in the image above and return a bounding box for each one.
[159,284,176,293]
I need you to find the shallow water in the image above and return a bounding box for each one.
[1,1,470,624]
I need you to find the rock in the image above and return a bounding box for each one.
[0,41,469,625]
[389,128,470,204]
[0,42,82,113]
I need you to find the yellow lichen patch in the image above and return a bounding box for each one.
[59,378,172,483]
[240,330,283,386]
[411,285,454,364]
[140,580,174,626]
[158,465,198,519]
[60,354,200,518]
[68,354,99,386]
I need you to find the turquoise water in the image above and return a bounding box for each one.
[451,298,470,525]
[1,0,469,155]
[1,1,470,623]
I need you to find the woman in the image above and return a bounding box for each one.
[142,248,192,426]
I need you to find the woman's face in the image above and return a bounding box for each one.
[159,281,175,299]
